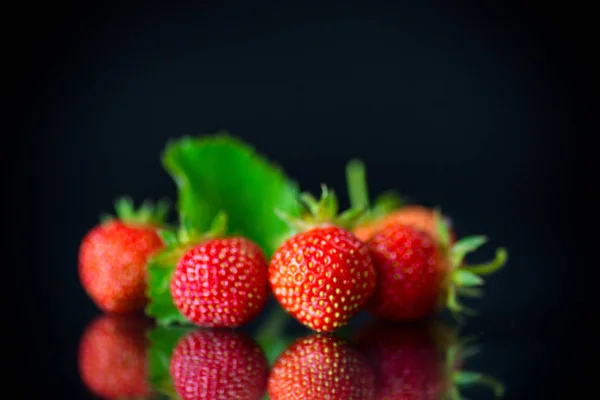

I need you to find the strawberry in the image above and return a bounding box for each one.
[78,314,154,399]
[79,197,169,314]
[367,224,446,320]
[269,185,376,332]
[355,319,504,399]
[165,213,269,327]
[354,205,456,244]
[345,159,507,320]
[170,329,268,400]
[268,334,376,400]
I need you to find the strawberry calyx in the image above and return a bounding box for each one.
[345,158,407,225]
[160,211,228,249]
[103,196,171,227]
[275,184,366,234]
[152,212,229,266]
[435,211,508,319]
[145,212,229,325]
[442,334,505,399]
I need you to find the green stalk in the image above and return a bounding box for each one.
[345,159,370,210]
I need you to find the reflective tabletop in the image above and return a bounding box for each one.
[71,302,555,400]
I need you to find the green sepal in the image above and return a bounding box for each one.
[435,208,452,253]
[145,212,229,325]
[450,236,487,267]
[276,184,366,234]
[109,196,171,227]
[145,246,191,326]
[438,214,507,320]
[441,331,504,400]
[147,325,196,398]
[452,270,484,287]
[453,371,505,398]
[463,248,508,276]
[456,286,483,298]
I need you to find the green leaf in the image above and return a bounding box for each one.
[162,133,301,259]
[147,325,196,398]
[159,230,178,247]
[145,247,191,325]
[450,236,487,267]
[452,270,485,287]
[146,134,301,325]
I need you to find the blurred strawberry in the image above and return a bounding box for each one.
[268,334,376,400]
[353,205,457,244]
[170,329,268,400]
[345,160,507,321]
[79,197,169,314]
[355,319,504,399]
[78,314,153,399]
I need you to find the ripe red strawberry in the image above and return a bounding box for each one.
[268,334,376,400]
[355,320,504,399]
[170,329,268,400]
[269,185,376,332]
[78,314,153,399]
[79,197,169,314]
[345,159,507,320]
[170,235,269,327]
[367,224,445,320]
[368,222,506,320]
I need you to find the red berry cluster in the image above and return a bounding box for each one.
[77,145,506,399]
[78,154,505,332]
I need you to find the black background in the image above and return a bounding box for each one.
[7,1,590,398]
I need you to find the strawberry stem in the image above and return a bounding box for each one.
[345,159,370,210]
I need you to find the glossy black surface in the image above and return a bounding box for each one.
[72,308,516,400]
[69,305,563,399]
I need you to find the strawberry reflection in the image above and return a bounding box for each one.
[355,319,504,399]
[170,329,269,400]
[268,334,376,400]
[78,314,154,399]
